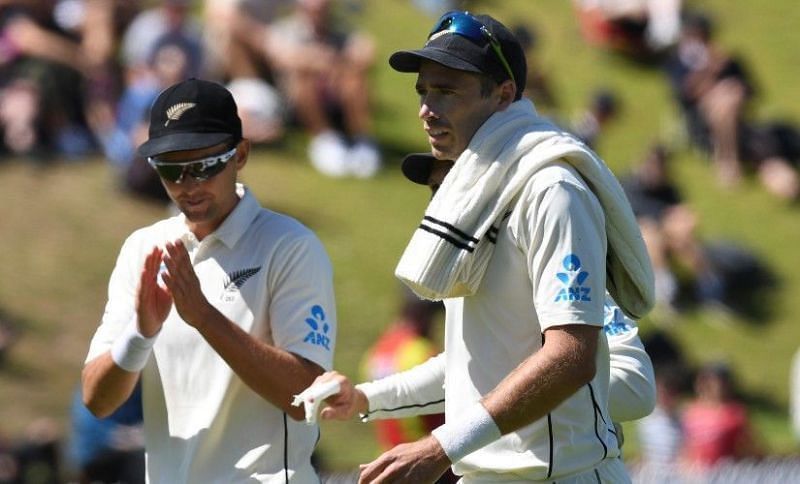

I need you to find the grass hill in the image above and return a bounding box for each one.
[1,0,799,472]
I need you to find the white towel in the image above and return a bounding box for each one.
[395,99,654,319]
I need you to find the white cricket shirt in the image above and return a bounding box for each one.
[86,185,336,483]
[444,163,621,482]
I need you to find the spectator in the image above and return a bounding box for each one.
[622,144,777,316]
[360,290,444,450]
[511,24,558,113]
[681,361,762,469]
[665,11,754,188]
[738,118,800,202]
[636,364,686,470]
[67,383,144,484]
[120,0,203,82]
[90,31,202,203]
[571,88,620,148]
[573,0,682,61]
[359,289,457,483]
[0,1,97,158]
[0,418,61,484]
[202,0,293,82]
[266,0,381,178]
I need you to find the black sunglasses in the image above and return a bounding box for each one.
[428,11,515,84]
[147,146,237,184]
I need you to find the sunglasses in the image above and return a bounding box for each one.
[428,11,515,85]
[147,146,237,183]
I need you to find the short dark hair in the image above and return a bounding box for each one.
[478,73,497,98]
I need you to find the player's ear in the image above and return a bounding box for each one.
[234,138,250,170]
[497,79,516,110]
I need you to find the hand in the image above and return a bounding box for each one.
[160,239,214,329]
[136,246,172,337]
[358,435,451,484]
[313,371,368,421]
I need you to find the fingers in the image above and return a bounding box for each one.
[357,455,393,484]
[160,239,195,294]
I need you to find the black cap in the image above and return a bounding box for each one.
[401,153,437,185]
[138,78,242,158]
[389,12,527,100]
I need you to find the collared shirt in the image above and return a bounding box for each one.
[86,185,336,483]
[444,163,621,481]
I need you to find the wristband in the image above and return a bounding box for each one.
[431,402,502,463]
[110,322,159,372]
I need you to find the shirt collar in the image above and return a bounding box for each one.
[178,183,261,250]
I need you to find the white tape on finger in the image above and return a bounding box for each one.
[291,379,341,425]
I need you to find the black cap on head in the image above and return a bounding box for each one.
[401,153,438,185]
[389,12,527,101]
[138,78,242,158]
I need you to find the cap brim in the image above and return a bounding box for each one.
[389,48,483,74]
[401,153,436,185]
[137,132,234,158]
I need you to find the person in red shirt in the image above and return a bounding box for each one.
[680,361,762,468]
[360,290,457,483]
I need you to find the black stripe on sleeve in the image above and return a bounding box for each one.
[361,398,446,422]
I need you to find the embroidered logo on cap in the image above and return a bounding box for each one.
[165,102,197,126]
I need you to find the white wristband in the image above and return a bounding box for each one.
[431,402,502,463]
[110,322,158,372]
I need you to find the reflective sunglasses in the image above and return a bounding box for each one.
[147,146,237,183]
[428,11,515,85]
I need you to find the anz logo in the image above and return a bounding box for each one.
[603,301,632,336]
[554,254,592,303]
[303,305,331,351]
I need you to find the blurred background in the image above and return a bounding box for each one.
[0,0,799,482]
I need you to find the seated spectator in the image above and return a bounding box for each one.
[511,23,558,113]
[738,118,800,202]
[0,418,61,483]
[0,1,97,158]
[681,361,762,469]
[202,0,293,82]
[90,32,201,203]
[120,0,202,81]
[571,88,620,148]
[621,144,776,316]
[665,11,754,188]
[574,0,682,61]
[636,364,687,470]
[265,0,381,178]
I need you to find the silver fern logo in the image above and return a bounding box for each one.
[221,266,261,302]
[164,102,197,126]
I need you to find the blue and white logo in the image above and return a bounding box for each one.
[603,301,632,336]
[303,305,331,350]
[554,254,592,302]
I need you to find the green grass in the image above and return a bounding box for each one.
[1,0,799,472]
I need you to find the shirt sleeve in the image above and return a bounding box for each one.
[516,170,607,330]
[603,295,657,421]
[85,232,147,363]
[357,353,446,420]
[267,230,337,371]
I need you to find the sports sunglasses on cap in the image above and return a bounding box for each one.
[428,11,516,85]
[147,146,237,184]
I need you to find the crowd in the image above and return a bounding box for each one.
[0,0,799,482]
